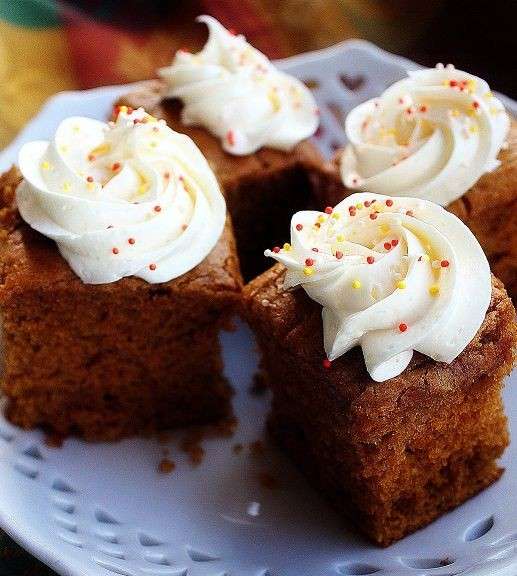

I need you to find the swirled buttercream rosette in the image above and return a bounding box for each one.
[341,64,510,206]
[265,193,491,382]
[17,107,226,284]
[158,15,319,155]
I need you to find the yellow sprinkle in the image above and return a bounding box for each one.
[118,105,128,114]
[442,79,449,87]
[41,161,52,171]
[351,279,362,289]
[489,106,500,116]
[138,184,148,194]
[450,109,461,117]
[421,254,430,262]
[379,224,390,235]
[467,109,476,117]
[336,234,345,242]
[303,267,314,276]
[87,182,95,191]
[469,124,479,134]
[332,212,341,219]
[467,79,477,92]
[356,203,363,209]
[90,142,111,156]
[484,91,494,100]
[429,285,440,296]
[62,181,71,192]
[268,89,281,112]
[149,141,158,148]
[283,243,291,251]
[317,215,326,223]
[396,280,407,289]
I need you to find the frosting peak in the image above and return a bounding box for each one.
[265,193,491,382]
[17,107,226,284]
[158,16,319,155]
[341,65,510,206]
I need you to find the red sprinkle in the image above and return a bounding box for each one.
[112,247,119,255]
[384,242,392,251]
[305,258,314,266]
[386,199,393,207]
[419,105,428,113]
[335,251,343,259]
[226,129,235,147]
[406,210,414,217]
[149,263,157,271]
[312,247,319,252]
[322,358,332,369]
[364,200,371,208]
[472,101,480,109]
[296,223,303,231]
[324,206,333,214]
[86,176,94,183]
[367,256,375,264]
[399,323,408,333]
[87,154,95,162]
[369,212,378,220]
[441,259,450,268]
[128,238,135,245]
[154,205,162,212]
[391,239,399,247]
[272,246,281,253]
[449,80,458,87]
[111,162,121,172]
[164,172,170,179]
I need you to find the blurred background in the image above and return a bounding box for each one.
[0,0,515,149]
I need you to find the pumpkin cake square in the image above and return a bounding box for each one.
[243,193,516,546]
[0,107,242,441]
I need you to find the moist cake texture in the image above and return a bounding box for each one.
[243,264,516,546]
[117,80,328,282]
[0,167,242,441]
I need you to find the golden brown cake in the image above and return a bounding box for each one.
[244,263,516,546]
[243,191,516,546]
[0,109,243,441]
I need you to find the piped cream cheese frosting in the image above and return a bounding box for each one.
[265,193,491,382]
[341,64,510,206]
[158,15,319,156]
[16,107,226,284]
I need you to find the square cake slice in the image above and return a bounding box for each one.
[117,80,328,282]
[0,167,242,441]
[243,264,516,546]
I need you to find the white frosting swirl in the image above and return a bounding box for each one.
[265,193,491,382]
[158,15,319,156]
[16,107,226,284]
[341,65,510,206]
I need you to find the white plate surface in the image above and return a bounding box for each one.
[0,40,515,576]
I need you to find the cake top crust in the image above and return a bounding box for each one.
[243,262,516,439]
[0,166,242,299]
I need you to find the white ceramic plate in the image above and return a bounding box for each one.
[0,40,515,576]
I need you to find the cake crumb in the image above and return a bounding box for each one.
[45,433,64,449]
[249,371,268,396]
[158,458,175,474]
[232,443,243,454]
[258,471,280,490]
[249,439,265,456]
